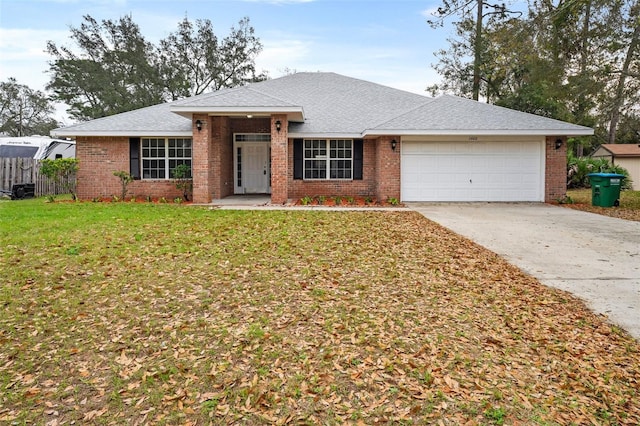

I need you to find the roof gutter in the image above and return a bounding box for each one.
[50,130,193,138]
[363,128,595,137]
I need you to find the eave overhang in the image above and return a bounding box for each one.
[50,130,192,138]
[170,106,305,122]
[363,128,595,137]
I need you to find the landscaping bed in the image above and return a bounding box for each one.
[293,195,401,207]
[564,189,640,222]
[1,199,639,424]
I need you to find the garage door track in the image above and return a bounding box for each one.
[410,203,640,340]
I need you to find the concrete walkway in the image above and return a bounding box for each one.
[409,203,640,340]
[208,195,409,211]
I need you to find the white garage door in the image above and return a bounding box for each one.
[401,140,544,202]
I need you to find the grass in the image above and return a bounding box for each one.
[1,197,640,424]
[565,189,640,221]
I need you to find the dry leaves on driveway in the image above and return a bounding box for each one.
[1,208,639,425]
[564,189,640,222]
[562,203,640,222]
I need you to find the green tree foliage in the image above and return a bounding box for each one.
[112,170,133,201]
[614,114,640,144]
[47,15,265,121]
[428,0,640,152]
[171,163,192,201]
[40,158,79,200]
[0,78,59,136]
[159,17,266,100]
[427,0,521,101]
[47,15,165,121]
[602,0,640,144]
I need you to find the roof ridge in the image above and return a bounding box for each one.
[368,97,437,130]
[170,85,249,105]
[244,86,300,107]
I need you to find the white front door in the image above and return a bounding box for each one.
[234,141,271,194]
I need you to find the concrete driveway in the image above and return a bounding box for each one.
[409,203,640,340]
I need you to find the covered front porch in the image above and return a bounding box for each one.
[188,114,289,204]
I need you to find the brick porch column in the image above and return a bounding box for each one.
[210,116,229,200]
[375,136,401,201]
[192,114,212,203]
[270,114,288,204]
[545,136,567,202]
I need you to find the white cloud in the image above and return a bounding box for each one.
[0,28,69,89]
[44,0,128,4]
[254,30,436,96]
[420,7,440,19]
[0,29,59,55]
[255,36,313,76]
[243,0,314,4]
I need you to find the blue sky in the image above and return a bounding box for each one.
[1,0,466,123]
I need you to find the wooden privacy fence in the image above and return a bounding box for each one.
[0,158,76,197]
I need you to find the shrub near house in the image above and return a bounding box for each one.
[567,154,633,190]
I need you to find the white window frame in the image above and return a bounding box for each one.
[303,139,353,180]
[141,137,192,180]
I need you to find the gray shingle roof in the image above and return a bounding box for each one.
[369,95,593,135]
[52,72,593,138]
[172,85,299,108]
[241,72,430,135]
[52,101,192,137]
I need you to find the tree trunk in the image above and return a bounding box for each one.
[609,10,640,144]
[576,0,592,157]
[472,0,483,101]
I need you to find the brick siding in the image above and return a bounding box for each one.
[375,136,401,201]
[545,136,567,202]
[208,116,230,200]
[78,128,559,204]
[288,138,377,199]
[192,114,212,203]
[76,136,181,200]
[270,115,289,204]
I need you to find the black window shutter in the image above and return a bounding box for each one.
[130,138,141,180]
[353,139,363,180]
[293,139,303,180]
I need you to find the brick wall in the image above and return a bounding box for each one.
[208,116,232,200]
[545,136,567,202]
[288,139,377,199]
[76,136,128,199]
[375,136,401,201]
[77,136,181,200]
[270,115,288,204]
[192,114,212,203]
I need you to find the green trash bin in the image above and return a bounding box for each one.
[587,173,625,207]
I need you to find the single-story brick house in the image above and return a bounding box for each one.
[52,72,593,203]
[591,144,640,190]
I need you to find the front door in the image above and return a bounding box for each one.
[234,136,271,194]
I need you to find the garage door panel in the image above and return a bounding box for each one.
[401,141,543,202]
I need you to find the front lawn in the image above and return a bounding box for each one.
[1,199,639,424]
[565,189,640,222]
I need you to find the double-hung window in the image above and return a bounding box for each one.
[141,138,192,179]
[303,139,352,180]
